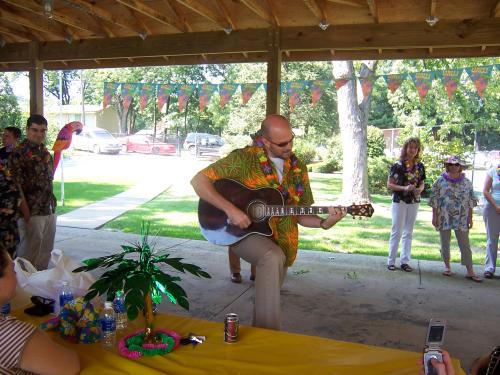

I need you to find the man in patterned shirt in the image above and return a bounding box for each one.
[8,115,56,270]
[191,114,346,330]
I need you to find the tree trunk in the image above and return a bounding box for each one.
[143,292,155,343]
[331,61,377,203]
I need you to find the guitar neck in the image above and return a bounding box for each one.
[265,205,334,217]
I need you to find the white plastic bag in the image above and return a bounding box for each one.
[14,249,95,301]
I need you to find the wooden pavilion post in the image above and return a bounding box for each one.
[28,42,43,115]
[266,28,281,115]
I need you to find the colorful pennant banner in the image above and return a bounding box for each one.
[102,64,499,113]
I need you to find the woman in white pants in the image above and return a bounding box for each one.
[386,137,426,272]
[482,159,500,279]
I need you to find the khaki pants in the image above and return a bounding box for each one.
[228,246,256,276]
[17,214,56,271]
[231,235,287,330]
[439,229,473,268]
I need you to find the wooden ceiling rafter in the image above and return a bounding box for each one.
[430,0,438,17]
[0,5,71,41]
[265,0,281,27]
[174,0,230,31]
[2,0,105,37]
[62,0,146,37]
[116,0,187,32]
[303,0,329,26]
[366,0,378,23]
[491,0,500,17]
[239,0,274,25]
[215,0,236,32]
[119,3,151,38]
[164,0,193,32]
[0,24,37,42]
[325,0,364,8]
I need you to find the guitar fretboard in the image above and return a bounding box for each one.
[265,205,331,217]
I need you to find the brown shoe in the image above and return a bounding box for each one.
[250,274,256,281]
[230,273,242,283]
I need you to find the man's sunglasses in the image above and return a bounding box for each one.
[265,132,295,148]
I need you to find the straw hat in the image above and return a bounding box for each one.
[444,155,467,168]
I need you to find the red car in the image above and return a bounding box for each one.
[123,135,176,155]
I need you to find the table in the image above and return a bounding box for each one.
[15,311,465,375]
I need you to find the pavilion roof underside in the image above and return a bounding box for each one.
[0,0,499,71]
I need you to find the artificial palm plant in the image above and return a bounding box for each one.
[73,222,210,342]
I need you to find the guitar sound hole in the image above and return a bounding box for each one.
[247,201,267,222]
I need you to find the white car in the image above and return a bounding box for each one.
[73,127,122,154]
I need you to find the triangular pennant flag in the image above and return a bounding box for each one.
[177,84,195,112]
[335,78,349,90]
[121,83,138,112]
[199,83,217,112]
[310,80,330,106]
[496,64,500,72]
[157,84,174,112]
[359,76,375,99]
[219,83,238,109]
[383,74,406,94]
[437,69,463,100]
[103,82,118,109]
[139,84,154,112]
[410,72,434,102]
[466,65,493,98]
[240,83,261,105]
[286,81,307,112]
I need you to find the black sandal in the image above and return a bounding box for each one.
[387,265,396,271]
[401,264,413,272]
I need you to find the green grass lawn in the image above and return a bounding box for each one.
[103,173,489,265]
[54,181,131,215]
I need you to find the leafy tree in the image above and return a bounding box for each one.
[0,73,22,130]
[44,70,78,104]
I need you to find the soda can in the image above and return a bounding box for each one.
[1,302,11,315]
[224,313,239,343]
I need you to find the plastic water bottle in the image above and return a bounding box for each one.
[58,281,74,313]
[101,301,116,348]
[0,302,11,315]
[112,290,127,330]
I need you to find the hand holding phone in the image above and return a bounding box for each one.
[423,319,446,375]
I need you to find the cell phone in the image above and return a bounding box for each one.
[423,318,446,375]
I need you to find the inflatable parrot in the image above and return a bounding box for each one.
[52,121,83,173]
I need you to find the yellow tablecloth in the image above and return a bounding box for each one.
[15,311,465,375]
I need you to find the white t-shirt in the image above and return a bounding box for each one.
[269,156,285,183]
[486,166,500,206]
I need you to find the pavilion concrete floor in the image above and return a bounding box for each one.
[52,226,499,373]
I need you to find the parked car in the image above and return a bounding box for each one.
[123,134,176,155]
[183,133,224,155]
[72,127,122,154]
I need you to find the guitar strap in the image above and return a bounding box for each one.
[486,346,500,375]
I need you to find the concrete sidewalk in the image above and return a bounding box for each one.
[53,226,499,372]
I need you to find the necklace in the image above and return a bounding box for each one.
[497,164,500,181]
[404,160,420,186]
[442,172,465,184]
[254,137,303,203]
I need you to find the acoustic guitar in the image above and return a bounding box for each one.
[198,178,374,246]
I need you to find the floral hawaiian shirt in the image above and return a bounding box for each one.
[389,160,426,204]
[429,174,477,231]
[0,164,20,254]
[202,145,314,267]
[8,140,56,216]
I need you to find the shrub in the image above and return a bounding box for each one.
[368,155,394,194]
[317,158,342,173]
[293,139,317,165]
[367,126,385,158]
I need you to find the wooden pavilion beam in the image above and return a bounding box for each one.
[115,0,187,32]
[28,42,43,115]
[265,0,281,26]
[63,0,146,36]
[430,0,438,17]
[280,19,500,51]
[0,25,36,42]
[215,0,236,31]
[2,0,105,37]
[266,29,281,115]
[325,0,364,7]
[175,0,230,31]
